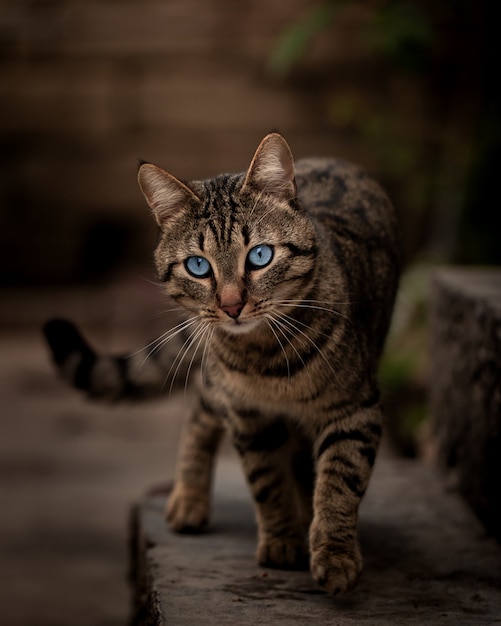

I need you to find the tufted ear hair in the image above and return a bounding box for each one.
[242,133,297,200]
[137,163,201,225]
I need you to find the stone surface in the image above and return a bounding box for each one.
[0,287,189,626]
[3,282,501,626]
[130,453,501,625]
[429,268,501,540]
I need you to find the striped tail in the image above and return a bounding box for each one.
[43,319,194,400]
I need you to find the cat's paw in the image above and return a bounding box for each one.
[257,536,309,570]
[309,540,363,594]
[165,485,210,533]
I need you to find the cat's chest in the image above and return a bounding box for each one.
[208,355,325,421]
[208,325,342,418]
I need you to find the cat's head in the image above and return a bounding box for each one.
[137,133,318,334]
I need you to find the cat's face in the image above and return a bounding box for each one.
[138,134,318,334]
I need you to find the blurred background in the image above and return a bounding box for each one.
[0,0,499,624]
[2,0,499,287]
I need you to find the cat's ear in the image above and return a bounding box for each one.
[242,133,297,200]
[137,163,201,225]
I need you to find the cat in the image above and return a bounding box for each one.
[44,132,401,594]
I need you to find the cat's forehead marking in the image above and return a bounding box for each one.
[188,173,297,259]
[199,217,245,260]
[241,224,250,246]
[195,175,243,249]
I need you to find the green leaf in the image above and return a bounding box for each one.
[268,0,348,77]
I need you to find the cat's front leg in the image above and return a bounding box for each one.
[166,399,224,532]
[232,418,309,570]
[309,405,383,593]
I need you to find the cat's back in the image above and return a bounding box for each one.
[295,157,401,361]
[294,157,398,245]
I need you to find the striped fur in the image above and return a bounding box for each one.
[44,133,401,593]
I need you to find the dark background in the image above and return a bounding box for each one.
[0,2,499,624]
[1,0,499,288]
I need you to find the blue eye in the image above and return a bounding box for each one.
[247,244,274,269]
[185,256,212,278]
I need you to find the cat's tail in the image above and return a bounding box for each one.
[43,319,193,400]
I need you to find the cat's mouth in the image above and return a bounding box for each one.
[219,315,262,334]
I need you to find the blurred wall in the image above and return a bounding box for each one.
[0,0,495,284]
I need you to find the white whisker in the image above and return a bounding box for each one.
[200,326,215,397]
[254,205,280,227]
[270,310,340,385]
[152,306,185,318]
[265,315,291,383]
[272,300,352,324]
[166,320,207,394]
[130,316,201,366]
[199,326,214,399]
[267,313,307,371]
[248,188,268,220]
[183,323,211,395]
[279,312,332,339]
[275,298,353,307]
[135,273,164,288]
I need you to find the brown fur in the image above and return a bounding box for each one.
[44,133,401,593]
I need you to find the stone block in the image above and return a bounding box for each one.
[129,453,501,625]
[429,268,501,540]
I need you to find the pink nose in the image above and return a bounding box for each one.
[221,302,244,319]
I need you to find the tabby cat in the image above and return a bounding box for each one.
[44,133,401,594]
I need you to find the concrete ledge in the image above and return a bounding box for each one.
[129,453,501,625]
[430,268,501,539]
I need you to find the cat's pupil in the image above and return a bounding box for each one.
[185,256,212,278]
[247,244,273,269]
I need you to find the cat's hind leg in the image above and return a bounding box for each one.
[166,398,224,532]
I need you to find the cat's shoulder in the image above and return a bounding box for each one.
[294,157,372,185]
[294,157,386,205]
